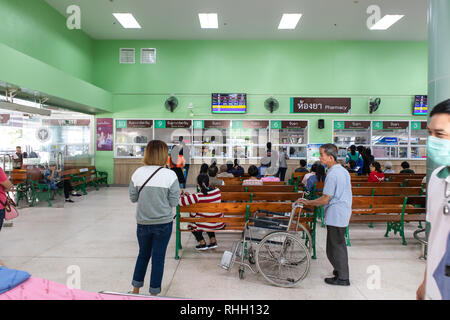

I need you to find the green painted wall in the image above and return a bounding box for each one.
[0,0,113,113]
[0,0,94,83]
[92,40,428,182]
[0,43,112,113]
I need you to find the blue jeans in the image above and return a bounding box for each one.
[0,209,4,231]
[182,164,190,188]
[132,222,173,295]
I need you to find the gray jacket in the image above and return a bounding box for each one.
[129,166,181,225]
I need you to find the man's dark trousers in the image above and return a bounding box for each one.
[326,225,349,280]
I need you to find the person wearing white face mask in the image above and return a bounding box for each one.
[416,99,450,300]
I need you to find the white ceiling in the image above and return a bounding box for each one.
[45,0,427,41]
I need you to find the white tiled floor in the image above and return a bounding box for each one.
[0,187,427,300]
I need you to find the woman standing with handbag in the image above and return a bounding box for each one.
[129,140,181,296]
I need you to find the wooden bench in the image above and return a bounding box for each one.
[348,195,426,246]
[11,169,29,205]
[384,173,426,180]
[87,166,109,187]
[220,187,424,202]
[175,202,317,259]
[351,181,425,188]
[60,169,88,195]
[61,166,109,195]
[352,187,425,196]
[218,185,298,193]
[219,179,285,186]
[221,192,301,202]
[28,168,54,207]
[289,172,307,186]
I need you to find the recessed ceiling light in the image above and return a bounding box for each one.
[113,13,142,29]
[198,13,218,29]
[370,14,404,30]
[278,14,302,30]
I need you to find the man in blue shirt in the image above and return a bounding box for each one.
[296,143,352,286]
[43,162,81,203]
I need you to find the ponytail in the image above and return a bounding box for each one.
[197,174,210,195]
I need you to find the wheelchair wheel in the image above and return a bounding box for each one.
[255,232,310,287]
[239,267,245,280]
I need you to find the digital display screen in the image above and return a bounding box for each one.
[212,93,247,114]
[413,95,427,115]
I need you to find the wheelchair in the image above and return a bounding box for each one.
[219,202,313,287]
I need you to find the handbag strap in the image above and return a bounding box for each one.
[138,167,164,196]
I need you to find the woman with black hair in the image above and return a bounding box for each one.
[306,164,326,192]
[346,160,358,173]
[231,159,244,177]
[301,161,319,186]
[367,161,385,182]
[400,161,415,174]
[362,147,374,176]
[179,174,223,251]
[199,163,209,175]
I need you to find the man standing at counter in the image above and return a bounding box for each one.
[12,146,24,169]
[295,143,352,286]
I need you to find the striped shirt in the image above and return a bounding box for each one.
[179,188,224,231]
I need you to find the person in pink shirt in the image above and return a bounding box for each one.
[0,167,13,267]
[261,166,280,182]
[0,167,13,232]
[242,165,263,186]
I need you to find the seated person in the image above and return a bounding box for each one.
[210,158,218,168]
[302,161,319,186]
[368,161,385,182]
[399,161,415,174]
[231,159,244,177]
[346,160,358,174]
[383,161,395,174]
[43,162,81,203]
[208,165,224,187]
[306,164,326,192]
[294,159,309,173]
[242,165,263,186]
[217,164,234,178]
[178,174,223,251]
[346,145,364,175]
[258,157,271,178]
[261,166,280,182]
[226,160,234,173]
[199,163,209,176]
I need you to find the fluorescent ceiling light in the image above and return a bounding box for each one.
[370,15,404,30]
[278,14,302,30]
[113,13,142,29]
[199,13,218,29]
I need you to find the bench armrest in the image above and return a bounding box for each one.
[31,181,51,191]
[70,175,86,183]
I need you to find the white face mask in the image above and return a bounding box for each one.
[427,136,450,167]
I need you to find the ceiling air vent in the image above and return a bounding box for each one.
[120,48,135,64]
[141,48,156,64]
